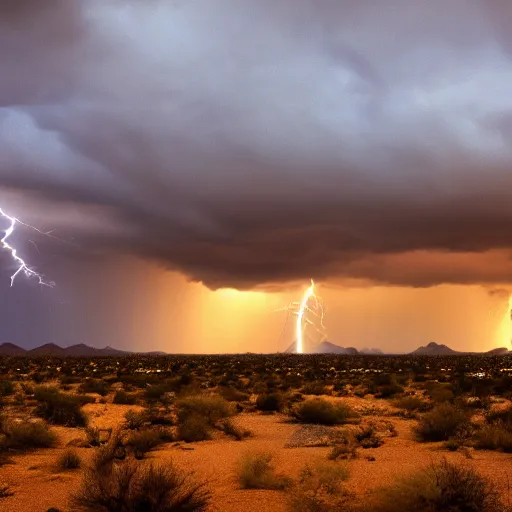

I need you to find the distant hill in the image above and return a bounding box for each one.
[360,347,384,355]
[0,343,27,356]
[0,343,151,357]
[310,341,358,355]
[410,342,460,355]
[484,347,510,356]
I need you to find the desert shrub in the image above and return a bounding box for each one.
[485,406,512,426]
[302,382,329,396]
[177,414,211,443]
[376,384,404,399]
[0,484,13,498]
[427,383,454,403]
[327,442,357,461]
[256,393,284,412]
[113,391,138,405]
[356,425,383,448]
[127,429,165,460]
[78,379,110,397]
[474,424,512,453]
[293,398,356,426]
[73,461,210,512]
[34,387,87,427]
[218,387,249,403]
[237,451,291,490]
[415,403,470,442]
[289,462,350,512]
[176,395,234,426]
[0,380,14,397]
[218,419,251,441]
[1,419,56,450]
[144,384,173,403]
[370,459,506,512]
[56,449,81,470]
[124,410,147,430]
[394,396,430,413]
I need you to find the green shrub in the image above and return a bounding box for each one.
[56,449,81,470]
[293,398,356,426]
[73,461,210,512]
[237,451,291,490]
[370,459,506,512]
[415,403,470,442]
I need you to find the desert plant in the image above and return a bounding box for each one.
[474,424,512,452]
[56,449,81,470]
[0,380,14,397]
[34,387,87,427]
[288,462,350,512]
[256,393,284,412]
[176,395,234,426]
[370,459,506,512]
[355,424,383,449]
[177,414,211,443]
[127,429,164,460]
[73,461,210,511]
[78,379,110,396]
[124,410,147,430]
[218,419,251,440]
[113,390,138,405]
[415,403,470,442]
[237,451,291,490]
[0,483,13,498]
[1,419,56,450]
[394,396,430,413]
[293,398,356,426]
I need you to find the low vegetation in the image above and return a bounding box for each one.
[56,449,81,470]
[371,459,508,512]
[415,403,470,442]
[292,398,357,425]
[0,418,56,451]
[237,451,291,490]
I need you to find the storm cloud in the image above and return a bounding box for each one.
[2,0,512,289]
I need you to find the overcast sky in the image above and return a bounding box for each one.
[1,1,512,352]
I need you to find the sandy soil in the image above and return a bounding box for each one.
[1,399,511,512]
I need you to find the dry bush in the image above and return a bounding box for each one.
[56,449,81,470]
[1,418,56,450]
[256,393,284,412]
[34,387,87,427]
[370,459,508,512]
[124,410,147,430]
[73,460,210,512]
[78,379,110,397]
[127,429,168,460]
[0,483,13,498]
[237,451,291,490]
[355,425,383,449]
[113,391,138,405]
[218,419,251,441]
[415,403,470,442]
[394,396,430,413]
[293,398,357,426]
[474,424,512,453]
[288,462,350,512]
[177,414,211,443]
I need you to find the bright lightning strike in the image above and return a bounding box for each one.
[276,279,327,354]
[0,207,55,287]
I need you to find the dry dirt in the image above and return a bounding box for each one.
[1,398,511,512]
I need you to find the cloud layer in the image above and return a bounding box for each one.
[2,0,512,289]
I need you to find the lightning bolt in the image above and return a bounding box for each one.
[0,207,55,287]
[276,279,328,354]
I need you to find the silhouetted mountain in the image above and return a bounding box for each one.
[484,347,510,356]
[310,341,359,355]
[360,347,384,355]
[28,343,67,356]
[410,342,459,355]
[0,343,27,356]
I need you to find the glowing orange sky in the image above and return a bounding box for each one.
[101,258,511,354]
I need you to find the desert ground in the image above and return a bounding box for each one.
[0,354,511,511]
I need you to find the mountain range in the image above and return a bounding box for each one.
[0,341,509,357]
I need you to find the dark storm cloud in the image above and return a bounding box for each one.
[2,0,512,289]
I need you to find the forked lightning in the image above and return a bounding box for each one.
[0,207,54,287]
